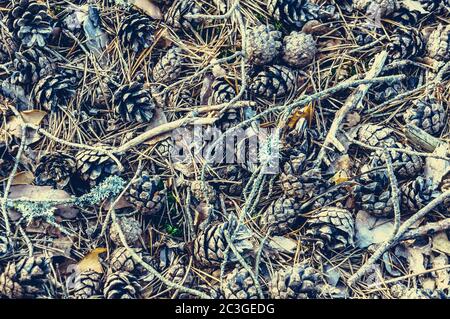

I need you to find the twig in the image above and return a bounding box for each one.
[399,218,450,241]
[383,150,401,234]
[185,1,239,20]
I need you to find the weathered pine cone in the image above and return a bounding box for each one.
[33,71,78,112]
[401,176,437,212]
[427,24,450,62]
[387,28,425,61]
[119,12,155,53]
[305,207,355,251]
[209,77,237,104]
[103,271,141,299]
[34,152,77,189]
[109,217,142,246]
[152,47,186,84]
[164,0,202,30]
[250,65,296,100]
[210,165,251,196]
[113,82,155,123]
[127,171,166,215]
[0,235,12,259]
[110,247,154,273]
[268,0,328,28]
[76,149,121,188]
[260,195,301,235]
[7,0,53,47]
[403,98,447,136]
[165,263,194,286]
[245,24,282,65]
[269,263,321,299]
[282,31,317,68]
[354,175,394,217]
[222,267,258,299]
[72,270,102,299]
[0,256,50,298]
[192,216,254,267]
[354,0,399,17]
[350,124,397,147]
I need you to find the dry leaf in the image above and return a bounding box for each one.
[406,246,427,274]
[132,0,163,19]
[402,0,429,14]
[331,170,350,185]
[424,144,450,187]
[77,248,107,273]
[5,110,47,144]
[432,232,450,255]
[432,254,449,290]
[11,171,34,185]
[104,197,133,210]
[355,210,394,248]
[344,112,361,128]
[268,236,298,254]
[287,104,314,128]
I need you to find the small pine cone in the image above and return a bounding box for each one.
[104,271,141,299]
[109,217,142,246]
[280,168,323,200]
[75,149,120,187]
[119,12,155,53]
[222,267,258,299]
[354,0,399,17]
[35,152,77,189]
[10,47,54,93]
[0,235,12,258]
[165,263,194,286]
[403,98,447,136]
[427,24,450,62]
[209,77,237,104]
[401,176,437,212]
[33,72,78,112]
[260,195,301,235]
[193,216,254,267]
[113,82,155,123]
[110,247,153,273]
[387,28,425,61]
[250,65,296,100]
[371,77,419,103]
[165,0,202,30]
[350,124,397,147]
[0,256,50,298]
[305,207,355,250]
[210,165,251,196]
[7,0,53,47]
[370,142,423,179]
[282,31,317,68]
[127,171,165,215]
[245,24,282,65]
[354,176,394,217]
[152,47,186,84]
[190,180,216,203]
[268,0,323,28]
[73,270,102,299]
[269,263,321,299]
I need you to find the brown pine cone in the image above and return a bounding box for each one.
[282,31,317,67]
[350,124,397,147]
[34,152,76,189]
[109,217,142,246]
[222,267,258,299]
[109,247,154,273]
[72,270,102,299]
[245,24,282,65]
[103,271,141,299]
[126,171,166,215]
[75,149,121,188]
[401,176,438,212]
[152,47,186,84]
[260,195,301,235]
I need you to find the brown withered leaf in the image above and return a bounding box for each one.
[11,171,34,185]
[132,0,163,19]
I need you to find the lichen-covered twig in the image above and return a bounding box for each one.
[384,150,401,233]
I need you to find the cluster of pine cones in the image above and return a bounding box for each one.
[0,0,449,299]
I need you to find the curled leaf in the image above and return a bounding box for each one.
[77,248,107,273]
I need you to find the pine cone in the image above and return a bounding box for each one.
[260,195,301,235]
[152,47,186,84]
[305,207,355,250]
[371,77,419,103]
[387,28,425,61]
[350,124,397,147]
[388,7,420,26]
[7,0,53,47]
[280,168,324,201]
[33,71,78,111]
[109,217,142,246]
[250,65,296,100]
[76,149,120,187]
[165,263,194,286]
[0,256,50,298]
[210,165,251,196]
[119,12,155,53]
[113,82,155,123]
[403,98,447,136]
[354,175,394,217]
[35,152,77,189]
[427,24,450,62]
[73,270,102,299]
[282,31,317,67]
[0,235,11,258]
[193,216,254,267]
[127,171,166,215]
[269,263,321,299]
[104,271,141,299]
[209,77,237,104]
[354,0,399,17]
[401,176,437,212]
[222,267,258,299]
[268,0,328,28]
[190,180,216,204]
[0,36,16,64]
[245,24,282,65]
[165,0,202,30]
[110,247,153,273]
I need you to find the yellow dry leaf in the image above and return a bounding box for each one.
[11,171,34,185]
[331,170,350,185]
[131,0,163,19]
[6,110,47,139]
[287,103,314,128]
[77,248,107,273]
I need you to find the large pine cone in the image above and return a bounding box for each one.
[282,31,317,68]
[192,216,254,267]
[387,28,425,60]
[269,263,321,299]
[354,175,394,217]
[268,0,330,28]
[152,47,186,84]
[260,195,301,235]
[7,0,53,47]
[73,270,102,299]
[35,152,77,189]
[401,176,437,212]
[427,24,450,62]
[250,65,296,100]
[119,12,155,53]
[33,72,78,112]
[0,256,50,298]
[222,267,258,299]
[165,0,202,30]
[350,124,397,147]
[75,149,121,187]
[126,171,166,215]
[305,207,355,251]
[103,271,141,299]
[109,217,142,246]
[245,24,282,65]
[113,82,155,123]
[403,98,447,136]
